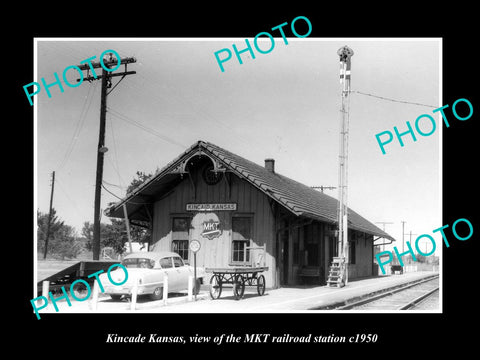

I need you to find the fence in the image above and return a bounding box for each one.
[89,272,197,311]
[379,263,439,275]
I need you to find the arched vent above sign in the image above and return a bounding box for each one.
[169,149,227,176]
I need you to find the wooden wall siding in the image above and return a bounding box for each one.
[149,158,376,288]
[294,221,326,285]
[347,232,374,279]
[151,162,276,287]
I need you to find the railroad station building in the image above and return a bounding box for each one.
[105,140,394,289]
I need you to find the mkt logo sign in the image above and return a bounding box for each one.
[201,220,222,240]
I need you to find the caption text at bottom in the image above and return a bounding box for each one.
[106,333,378,344]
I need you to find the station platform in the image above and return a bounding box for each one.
[138,271,440,313]
[33,271,440,317]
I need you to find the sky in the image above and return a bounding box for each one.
[34,38,441,255]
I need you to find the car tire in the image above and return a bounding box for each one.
[150,287,164,300]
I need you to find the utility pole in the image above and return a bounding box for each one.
[408,231,418,244]
[76,53,136,260]
[375,221,394,251]
[43,171,55,259]
[337,45,354,286]
[401,221,406,253]
[311,185,337,193]
[408,230,418,265]
[376,222,394,231]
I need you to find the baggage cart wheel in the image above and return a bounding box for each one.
[209,275,222,300]
[233,274,245,300]
[257,275,266,296]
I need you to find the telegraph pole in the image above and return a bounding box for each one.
[311,185,337,193]
[76,53,136,260]
[401,221,406,253]
[43,171,55,259]
[375,221,394,252]
[408,231,418,266]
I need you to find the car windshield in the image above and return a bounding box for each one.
[123,257,155,269]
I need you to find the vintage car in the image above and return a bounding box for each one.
[99,251,206,300]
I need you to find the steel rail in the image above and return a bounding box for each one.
[336,275,439,310]
[397,287,439,310]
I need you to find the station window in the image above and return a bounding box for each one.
[172,217,190,261]
[232,217,251,263]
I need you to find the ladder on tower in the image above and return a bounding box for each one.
[326,257,346,288]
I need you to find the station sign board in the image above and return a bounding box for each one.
[186,203,237,212]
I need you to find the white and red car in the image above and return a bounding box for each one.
[100,251,206,300]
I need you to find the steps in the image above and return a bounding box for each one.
[327,257,345,288]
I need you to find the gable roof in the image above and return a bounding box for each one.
[105,140,395,241]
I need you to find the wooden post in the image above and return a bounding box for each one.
[264,243,267,266]
[43,171,55,259]
[74,55,137,260]
[92,69,108,260]
[42,281,49,297]
[193,252,197,301]
[123,204,133,253]
[288,226,294,285]
[90,280,99,311]
[163,272,168,305]
[131,277,138,311]
[188,276,193,301]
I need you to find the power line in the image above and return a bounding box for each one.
[58,82,98,171]
[101,182,124,200]
[102,179,126,189]
[352,90,437,109]
[131,72,271,155]
[105,155,126,189]
[101,182,152,205]
[107,115,125,188]
[107,106,187,149]
[55,177,84,219]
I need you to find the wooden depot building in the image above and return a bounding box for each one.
[105,140,394,289]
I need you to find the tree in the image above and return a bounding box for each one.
[126,170,156,194]
[81,218,150,256]
[82,170,155,257]
[82,221,125,255]
[37,209,83,260]
[37,208,64,242]
[123,170,154,244]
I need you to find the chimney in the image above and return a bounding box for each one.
[264,158,275,173]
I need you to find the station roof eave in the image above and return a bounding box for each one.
[105,140,396,242]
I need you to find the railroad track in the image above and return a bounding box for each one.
[336,275,439,310]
